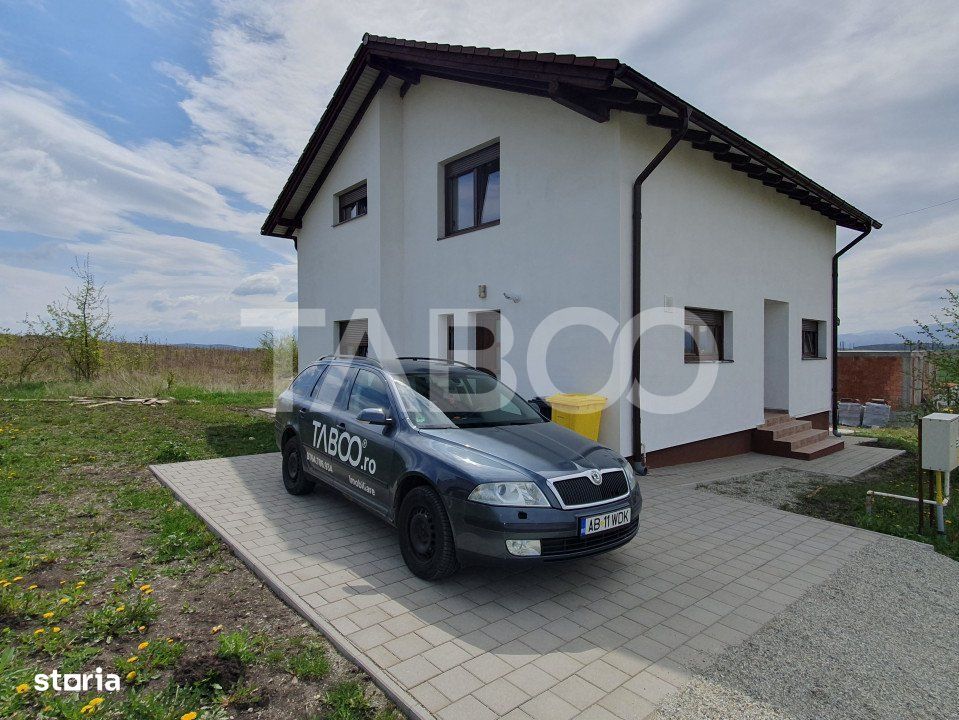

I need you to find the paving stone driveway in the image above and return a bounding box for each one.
[151,446,894,720]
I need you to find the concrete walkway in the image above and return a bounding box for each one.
[151,443,899,720]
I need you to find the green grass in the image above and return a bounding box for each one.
[0,385,400,720]
[789,453,958,560]
[216,629,268,666]
[287,639,331,680]
[852,425,920,454]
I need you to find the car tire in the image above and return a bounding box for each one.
[282,437,314,496]
[398,486,459,581]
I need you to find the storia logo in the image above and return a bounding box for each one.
[312,420,377,475]
[34,668,121,692]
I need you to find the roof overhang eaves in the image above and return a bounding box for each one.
[262,38,881,239]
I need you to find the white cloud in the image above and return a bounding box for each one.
[233,272,281,297]
[0,74,261,239]
[3,0,958,341]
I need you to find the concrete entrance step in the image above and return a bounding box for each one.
[753,413,844,460]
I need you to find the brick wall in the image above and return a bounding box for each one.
[838,354,905,408]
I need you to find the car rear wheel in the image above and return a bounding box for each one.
[398,486,459,580]
[282,437,314,495]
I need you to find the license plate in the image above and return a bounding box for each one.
[580,508,631,536]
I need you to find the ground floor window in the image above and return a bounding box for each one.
[684,307,726,362]
[337,318,369,357]
[802,319,825,359]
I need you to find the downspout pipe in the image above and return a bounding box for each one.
[629,106,691,474]
[831,223,879,435]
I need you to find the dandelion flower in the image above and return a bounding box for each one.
[125,671,136,682]
[52,627,61,633]
[137,625,146,633]
[59,598,69,605]
[181,712,198,720]
[127,656,138,663]
[139,584,152,592]
[28,584,38,590]
[210,624,223,634]
[15,683,30,694]
[34,628,45,635]
[42,612,54,619]
[115,605,125,613]
[137,641,149,650]
[12,576,22,582]
[143,588,154,595]
[166,638,175,644]
[89,698,104,707]
[75,581,86,588]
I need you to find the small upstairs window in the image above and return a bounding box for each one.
[444,143,499,237]
[685,308,726,362]
[337,183,367,223]
[802,319,825,359]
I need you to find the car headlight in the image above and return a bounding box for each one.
[468,481,551,507]
[617,458,637,490]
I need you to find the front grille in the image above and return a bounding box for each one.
[550,469,629,508]
[541,517,638,557]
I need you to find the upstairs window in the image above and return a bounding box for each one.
[337,183,367,223]
[685,308,726,362]
[802,319,825,359]
[444,143,499,237]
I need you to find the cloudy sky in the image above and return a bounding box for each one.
[0,1,956,346]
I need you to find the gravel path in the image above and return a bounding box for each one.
[697,467,852,509]
[657,537,959,720]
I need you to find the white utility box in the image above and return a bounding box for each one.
[921,413,959,473]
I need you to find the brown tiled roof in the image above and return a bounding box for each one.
[262,34,879,238]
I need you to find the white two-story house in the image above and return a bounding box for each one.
[261,35,881,469]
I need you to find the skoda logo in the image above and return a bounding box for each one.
[589,470,603,485]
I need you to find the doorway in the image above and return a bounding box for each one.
[441,311,501,377]
[763,300,789,411]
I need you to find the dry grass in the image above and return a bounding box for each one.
[0,335,281,396]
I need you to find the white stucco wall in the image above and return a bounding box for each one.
[625,123,835,453]
[295,75,837,456]
[297,77,630,449]
[297,94,383,366]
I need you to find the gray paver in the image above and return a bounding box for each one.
[151,444,896,720]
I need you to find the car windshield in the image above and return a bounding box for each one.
[390,368,545,429]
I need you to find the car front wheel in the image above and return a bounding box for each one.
[398,486,459,580]
[282,437,315,496]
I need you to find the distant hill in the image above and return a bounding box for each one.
[839,323,957,349]
[173,342,257,351]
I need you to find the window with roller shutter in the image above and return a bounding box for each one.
[337,318,369,357]
[684,307,726,362]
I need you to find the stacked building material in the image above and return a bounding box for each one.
[862,400,892,427]
[838,401,863,427]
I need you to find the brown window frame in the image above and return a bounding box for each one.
[684,308,726,363]
[802,319,823,359]
[336,183,367,224]
[443,143,500,238]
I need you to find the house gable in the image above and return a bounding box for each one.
[262,34,879,240]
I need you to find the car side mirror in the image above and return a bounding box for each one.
[357,407,391,425]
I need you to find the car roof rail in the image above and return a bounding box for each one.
[396,356,476,369]
[317,354,383,367]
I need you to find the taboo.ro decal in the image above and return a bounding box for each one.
[34,668,122,692]
[312,420,376,475]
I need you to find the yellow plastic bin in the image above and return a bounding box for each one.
[547,393,607,441]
